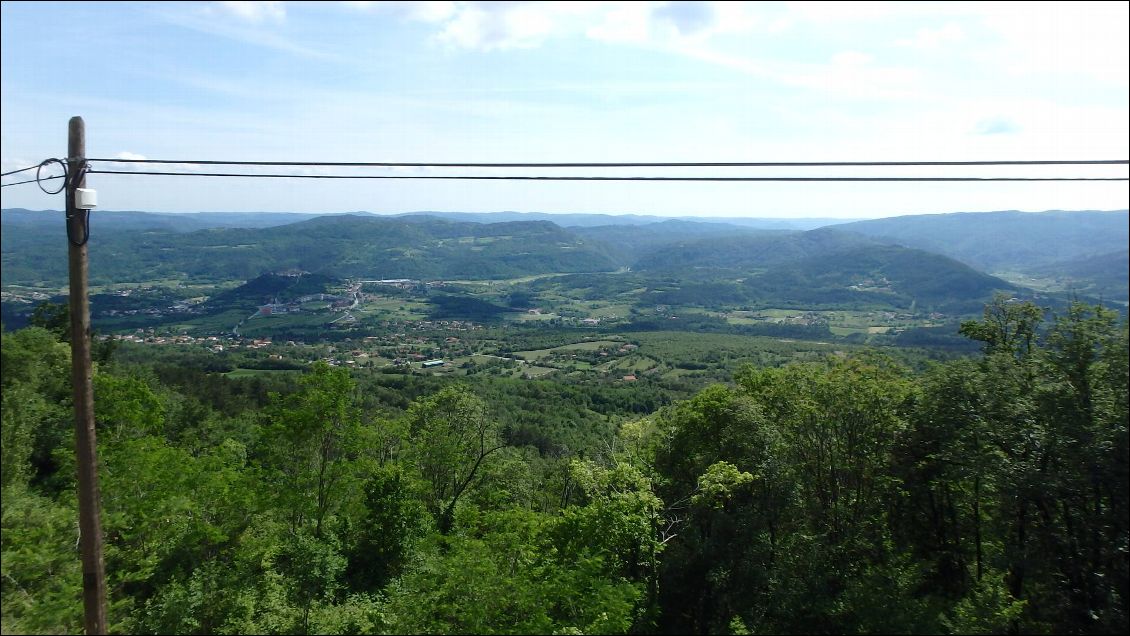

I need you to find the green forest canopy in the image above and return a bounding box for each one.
[1,296,1127,634]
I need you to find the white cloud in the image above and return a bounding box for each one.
[896,23,964,49]
[214,1,286,23]
[407,1,458,23]
[344,1,456,22]
[790,65,920,100]
[831,50,873,67]
[434,4,520,50]
[399,2,925,100]
[587,1,762,45]
[436,3,561,50]
[586,3,653,44]
[1,158,33,170]
[672,45,922,101]
[783,2,1128,88]
[410,2,762,51]
[1,158,38,181]
[115,152,148,161]
[976,1,1129,87]
[436,5,497,49]
[430,2,608,51]
[782,1,900,23]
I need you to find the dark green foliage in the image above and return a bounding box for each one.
[634,299,1127,635]
[642,281,748,307]
[1,487,83,634]
[506,290,536,308]
[0,327,72,492]
[959,292,1043,358]
[209,272,338,309]
[427,294,513,322]
[473,378,630,454]
[341,466,423,591]
[895,324,981,351]
[257,362,365,536]
[26,301,117,361]
[405,385,506,534]
[28,302,70,341]
[383,509,641,634]
[1,296,1126,635]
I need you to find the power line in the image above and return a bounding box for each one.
[0,174,64,188]
[1,163,42,177]
[8,156,1127,189]
[87,158,1130,168]
[87,169,1129,182]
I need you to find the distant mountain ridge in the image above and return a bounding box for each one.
[827,209,1129,304]
[1,208,852,233]
[3,208,1123,310]
[0,214,619,285]
[393,211,853,230]
[831,209,1129,272]
[0,208,323,232]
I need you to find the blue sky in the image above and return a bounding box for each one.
[1,1,1127,218]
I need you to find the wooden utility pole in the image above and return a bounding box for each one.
[66,115,108,635]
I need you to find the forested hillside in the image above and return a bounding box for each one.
[630,227,877,274]
[740,244,1016,313]
[570,220,780,265]
[624,229,1017,312]
[0,214,619,286]
[834,209,1129,273]
[1030,249,1130,302]
[831,210,1130,305]
[3,297,1126,634]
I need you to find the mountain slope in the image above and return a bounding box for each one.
[1031,249,1129,302]
[0,214,619,286]
[571,220,782,266]
[743,244,1017,312]
[630,228,879,275]
[832,209,1129,273]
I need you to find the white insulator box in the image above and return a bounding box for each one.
[76,188,98,210]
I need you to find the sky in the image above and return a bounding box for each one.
[1,1,1127,219]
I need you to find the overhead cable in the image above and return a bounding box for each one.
[1,163,42,177]
[0,174,64,188]
[87,169,1129,182]
[87,158,1130,168]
